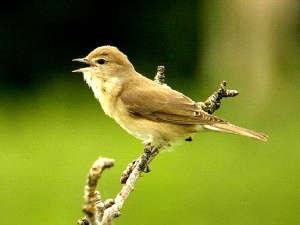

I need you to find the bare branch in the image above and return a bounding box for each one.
[198,80,239,114]
[100,146,159,225]
[80,157,114,225]
[120,160,136,184]
[77,147,160,225]
[154,65,166,85]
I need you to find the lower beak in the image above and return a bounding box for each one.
[72,68,91,73]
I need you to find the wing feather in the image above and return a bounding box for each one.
[120,76,225,125]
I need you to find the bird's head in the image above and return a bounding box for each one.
[72,45,134,79]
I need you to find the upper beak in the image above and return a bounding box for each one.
[72,58,89,64]
[72,58,92,73]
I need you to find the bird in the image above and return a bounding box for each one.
[72,45,267,151]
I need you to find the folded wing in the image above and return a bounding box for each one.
[120,78,225,125]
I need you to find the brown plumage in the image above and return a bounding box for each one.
[73,45,268,147]
[120,73,224,125]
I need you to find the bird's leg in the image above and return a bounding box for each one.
[198,81,239,114]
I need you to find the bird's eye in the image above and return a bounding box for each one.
[96,58,106,65]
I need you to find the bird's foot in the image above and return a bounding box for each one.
[139,144,159,173]
[120,144,160,184]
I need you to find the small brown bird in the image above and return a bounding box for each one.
[73,45,267,149]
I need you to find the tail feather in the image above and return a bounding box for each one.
[204,123,268,142]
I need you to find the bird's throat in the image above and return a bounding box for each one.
[83,72,122,117]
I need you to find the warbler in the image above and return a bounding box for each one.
[73,45,267,148]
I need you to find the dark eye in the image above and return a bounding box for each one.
[96,58,106,65]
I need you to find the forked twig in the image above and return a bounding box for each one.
[77,147,159,225]
[198,80,239,114]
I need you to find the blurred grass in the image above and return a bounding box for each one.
[0,73,300,225]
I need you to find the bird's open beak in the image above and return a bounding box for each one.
[72,58,94,73]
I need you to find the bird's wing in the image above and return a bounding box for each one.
[120,79,225,125]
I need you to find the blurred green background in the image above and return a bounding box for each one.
[1,1,300,225]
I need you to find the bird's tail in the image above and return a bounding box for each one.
[204,122,268,142]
